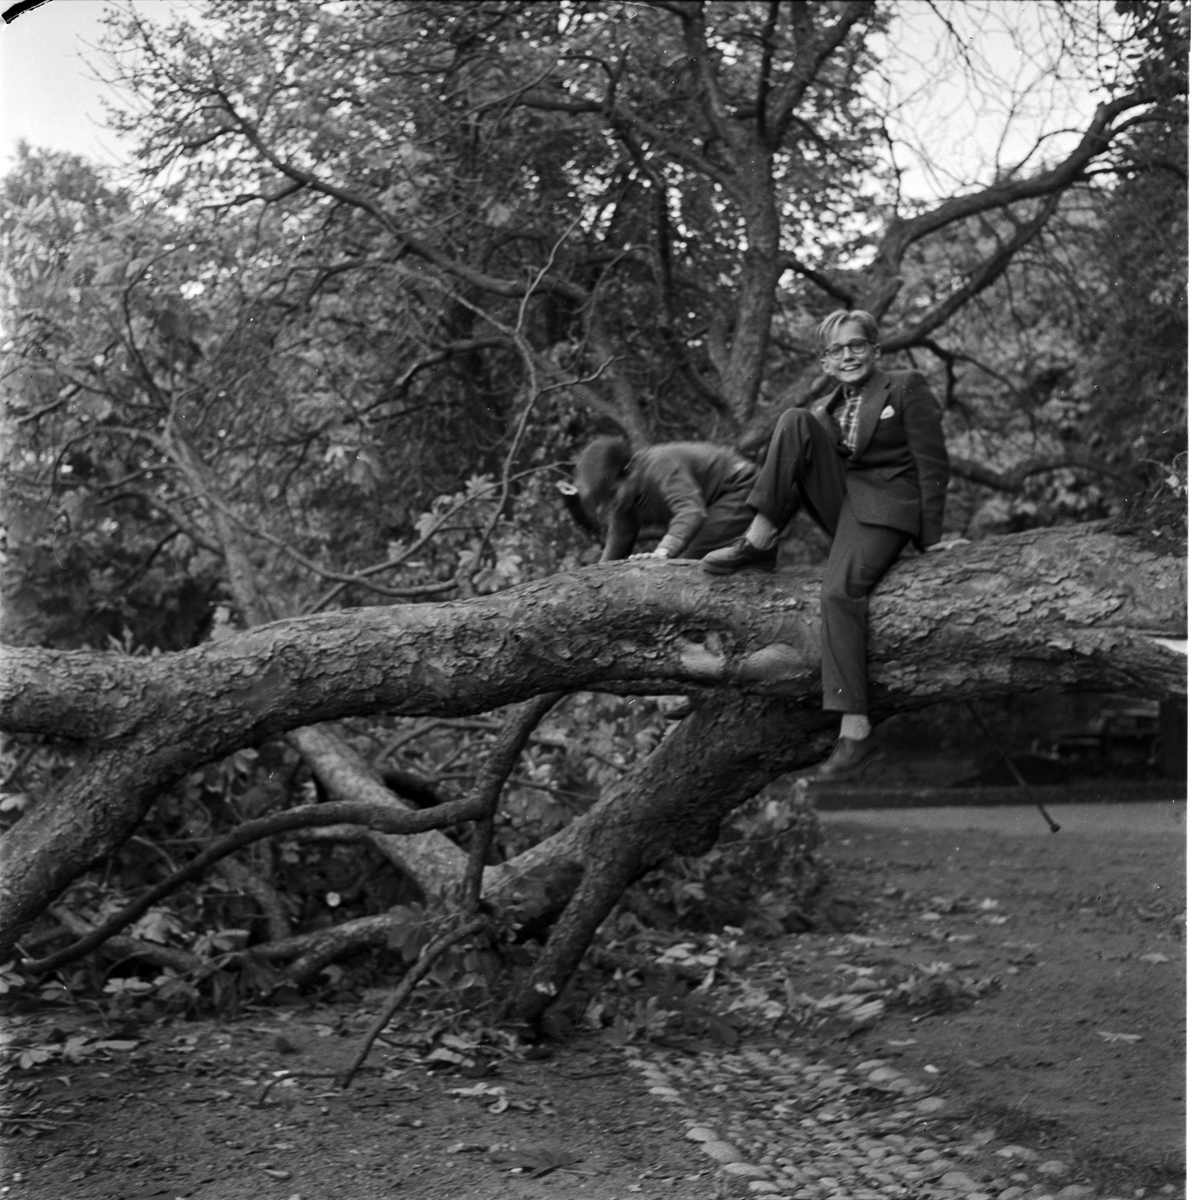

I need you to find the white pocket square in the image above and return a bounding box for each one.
[879,404,896,420]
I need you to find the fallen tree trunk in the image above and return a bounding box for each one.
[1,525,1184,965]
[495,692,836,1019]
[287,725,468,897]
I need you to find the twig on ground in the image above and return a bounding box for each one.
[338,915,489,1089]
[256,1067,381,1107]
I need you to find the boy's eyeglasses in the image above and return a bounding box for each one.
[823,340,874,360]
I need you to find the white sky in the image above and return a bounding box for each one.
[0,0,1112,196]
[1,0,126,168]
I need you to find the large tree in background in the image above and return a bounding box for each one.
[95,0,1187,446]
[1,0,1185,1023]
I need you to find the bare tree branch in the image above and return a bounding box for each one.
[766,1,875,149]
[21,791,487,977]
[216,94,589,306]
[885,194,1063,350]
[950,454,1135,493]
[874,94,1149,275]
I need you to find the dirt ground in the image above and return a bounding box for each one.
[0,800,1183,1200]
[817,802,1186,1181]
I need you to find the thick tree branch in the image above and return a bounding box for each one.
[503,693,836,1022]
[872,94,1149,279]
[3,528,1182,744]
[766,1,874,149]
[755,1,781,142]
[674,2,747,157]
[287,725,468,896]
[885,194,1063,351]
[778,253,856,306]
[1,526,1184,955]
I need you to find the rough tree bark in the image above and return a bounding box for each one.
[1,525,1185,1013]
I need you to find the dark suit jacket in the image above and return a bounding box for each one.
[812,369,949,547]
[602,442,756,560]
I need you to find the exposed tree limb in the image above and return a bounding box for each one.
[19,791,483,976]
[287,726,468,897]
[862,93,1151,333]
[503,693,835,1022]
[886,194,1063,352]
[950,455,1134,493]
[778,253,856,306]
[2,526,1183,961]
[460,692,564,911]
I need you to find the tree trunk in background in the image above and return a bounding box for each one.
[718,160,783,428]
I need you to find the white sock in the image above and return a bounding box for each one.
[745,514,780,549]
[839,713,871,741]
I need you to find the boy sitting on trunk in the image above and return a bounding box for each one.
[702,310,949,780]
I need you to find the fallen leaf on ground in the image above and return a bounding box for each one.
[448,1082,504,1099]
[424,1047,467,1067]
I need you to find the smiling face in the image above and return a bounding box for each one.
[821,318,879,389]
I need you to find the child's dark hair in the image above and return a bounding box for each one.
[573,436,632,507]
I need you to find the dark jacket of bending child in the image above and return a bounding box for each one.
[573,438,757,562]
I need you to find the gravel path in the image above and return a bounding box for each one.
[622,1045,1138,1200]
[608,801,1185,1200]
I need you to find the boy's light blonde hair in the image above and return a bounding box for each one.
[816,309,879,352]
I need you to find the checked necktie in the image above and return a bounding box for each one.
[838,390,863,451]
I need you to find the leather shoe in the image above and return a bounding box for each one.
[815,735,883,780]
[702,536,778,575]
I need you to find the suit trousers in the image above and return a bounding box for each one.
[747,409,910,714]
